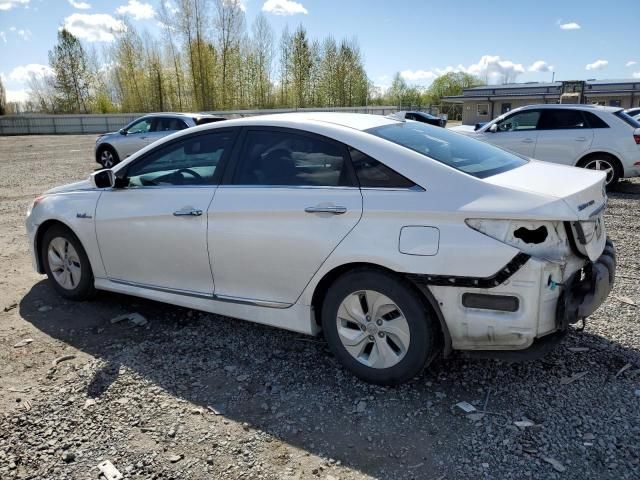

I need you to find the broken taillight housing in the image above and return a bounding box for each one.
[465,219,571,261]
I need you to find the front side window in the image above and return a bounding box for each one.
[127,118,153,134]
[496,111,540,132]
[349,148,416,188]
[367,121,527,179]
[538,109,586,130]
[125,131,234,187]
[233,130,350,187]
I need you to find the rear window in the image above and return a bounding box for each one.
[367,121,527,179]
[614,110,640,128]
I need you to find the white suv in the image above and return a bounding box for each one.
[456,105,640,186]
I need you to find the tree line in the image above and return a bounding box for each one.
[4,0,482,115]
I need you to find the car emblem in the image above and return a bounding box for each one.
[577,199,595,211]
[76,213,92,219]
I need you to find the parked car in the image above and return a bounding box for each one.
[95,113,225,168]
[27,113,615,385]
[625,107,640,118]
[452,104,640,187]
[395,111,447,127]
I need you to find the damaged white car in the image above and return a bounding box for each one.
[26,113,615,385]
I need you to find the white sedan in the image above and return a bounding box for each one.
[26,113,615,385]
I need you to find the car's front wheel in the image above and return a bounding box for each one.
[322,269,438,385]
[97,146,119,169]
[41,225,95,300]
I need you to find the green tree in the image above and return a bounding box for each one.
[427,71,482,104]
[0,75,6,115]
[48,28,93,113]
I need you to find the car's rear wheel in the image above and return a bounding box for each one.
[321,269,438,385]
[578,154,620,187]
[97,146,119,169]
[41,225,95,300]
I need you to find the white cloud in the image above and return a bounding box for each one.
[559,22,581,30]
[585,59,608,70]
[626,61,637,67]
[400,69,436,81]
[466,55,525,83]
[6,89,29,103]
[17,29,31,40]
[262,0,307,15]
[0,0,29,11]
[163,0,179,14]
[62,13,126,42]
[116,0,155,20]
[8,64,54,83]
[68,0,91,9]
[0,32,6,43]
[633,72,640,79]
[400,55,527,86]
[528,60,553,73]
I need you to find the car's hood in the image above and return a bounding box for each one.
[484,160,607,221]
[45,179,93,194]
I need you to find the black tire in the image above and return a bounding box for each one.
[41,225,96,300]
[322,268,438,385]
[96,145,119,169]
[577,153,621,188]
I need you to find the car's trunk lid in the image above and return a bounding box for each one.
[484,160,608,260]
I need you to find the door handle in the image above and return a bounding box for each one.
[173,208,203,216]
[521,138,534,144]
[304,205,347,215]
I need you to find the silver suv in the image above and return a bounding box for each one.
[95,113,225,168]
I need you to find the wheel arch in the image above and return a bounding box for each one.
[34,219,83,274]
[95,143,117,161]
[576,151,624,177]
[310,262,452,356]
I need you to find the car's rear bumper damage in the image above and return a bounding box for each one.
[556,237,616,329]
[409,237,615,359]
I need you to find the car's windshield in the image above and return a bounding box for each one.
[367,121,528,178]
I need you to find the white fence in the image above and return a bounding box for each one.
[0,106,399,136]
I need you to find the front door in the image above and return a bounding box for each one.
[95,130,237,295]
[481,109,541,157]
[208,128,363,305]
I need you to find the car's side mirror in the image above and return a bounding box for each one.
[90,169,115,189]
[118,128,127,135]
[489,124,498,133]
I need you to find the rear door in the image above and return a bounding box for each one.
[479,109,541,157]
[207,127,363,305]
[533,109,593,165]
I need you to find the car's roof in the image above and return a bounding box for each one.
[203,112,399,131]
[142,112,221,118]
[516,104,622,113]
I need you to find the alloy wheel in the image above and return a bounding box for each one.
[100,150,114,168]
[584,159,615,185]
[336,289,411,369]
[47,237,82,290]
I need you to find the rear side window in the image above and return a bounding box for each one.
[538,109,586,129]
[614,110,640,128]
[349,148,416,188]
[368,121,527,179]
[156,118,188,131]
[233,130,351,187]
[583,111,609,128]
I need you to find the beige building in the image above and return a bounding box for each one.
[444,79,640,125]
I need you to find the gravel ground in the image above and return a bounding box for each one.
[0,134,639,480]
